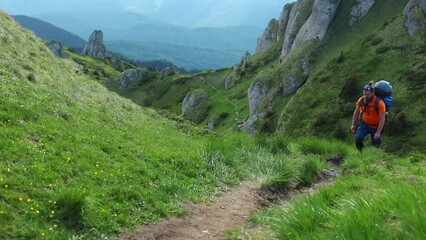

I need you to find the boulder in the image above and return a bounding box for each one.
[240,79,271,134]
[182,90,210,123]
[119,69,146,88]
[163,67,176,77]
[207,113,228,130]
[240,51,251,62]
[47,41,68,58]
[225,74,236,89]
[81,30,109,57]
[256,19,279,53]
[248,80,270,115]
[403,0,426,36]
[292,0,341,50]
[283,57,309,96]
[348,0,376,27]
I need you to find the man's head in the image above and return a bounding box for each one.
[363,85,374,102]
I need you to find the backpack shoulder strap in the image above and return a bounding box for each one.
[374,96,380,113]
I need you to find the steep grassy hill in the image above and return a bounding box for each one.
[0,11,268,239]
[1,8,426,240]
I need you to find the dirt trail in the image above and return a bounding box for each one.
[121,158,343,240]
[121,182,263,240]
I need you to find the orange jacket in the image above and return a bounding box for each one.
[356,96,386,127]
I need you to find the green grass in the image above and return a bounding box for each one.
[1,12,279,239]
[0,15,292,237]
[241,139,426,240]
[2,3,426,240]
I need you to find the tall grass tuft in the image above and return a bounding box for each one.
[56,189,88,229]
[261,158,296,190]
[296,138,350,159]
[296,154,328,186]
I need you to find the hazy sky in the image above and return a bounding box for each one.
[0,0,294,28]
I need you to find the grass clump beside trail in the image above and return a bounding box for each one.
[230,139,426,240]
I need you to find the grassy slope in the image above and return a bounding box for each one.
[0,12,261,239]
[234,139,426,240]
[1,9,425,240]
[0,11,320,239]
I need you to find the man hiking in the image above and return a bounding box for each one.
[351,82,386,152]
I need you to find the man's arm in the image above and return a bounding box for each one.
[351,106,361,133]
[374,112,386,139]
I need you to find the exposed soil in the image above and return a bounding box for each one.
[121,182,264,240]
[121,159,343,240]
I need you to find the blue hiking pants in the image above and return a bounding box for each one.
[355,122,382,149]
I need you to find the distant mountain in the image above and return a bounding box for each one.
[11,14,256,70]
[12,15,86,51]
[107,41,244,71]
[111,23,261,51]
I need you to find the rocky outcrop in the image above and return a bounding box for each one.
[281,0,314,59]
[225,73,236,89]
[349,0,376,27]
[292,0,341,50]
[182,90,210,123]
[119,69,146,88]
[256,19,279,53]
[240,51,251,63]
[47,41,68,58]
[240,80,271,134]
[277,3,294,42]
[207,113,228,130]
[283,57,309,96]
[162,67,176,77]
[403,0,426,36]
[81,30,109,57]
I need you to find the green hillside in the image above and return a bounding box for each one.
[111,0,426,154]
[0,11,266,239]
[1,1,426,239]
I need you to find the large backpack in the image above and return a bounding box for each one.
[361,80,393,114]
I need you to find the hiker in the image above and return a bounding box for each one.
[351,82,386,152]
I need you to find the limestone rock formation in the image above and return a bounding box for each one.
[182,90,210,123]
[240,51,251,63]
[349,0,376,27]
[256,19,279,53]
[281,0,314,59]
[81,30,109,57]
[277,3,294,42]
[403,0,426,36]
[225,73,237,89]
[283,57,309,96]
[207,113,228,130]
[119,69,146,88]
[240,80,271,134]
[47,41,68,58]
[162,67,176,77]
[292,0,341,50]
